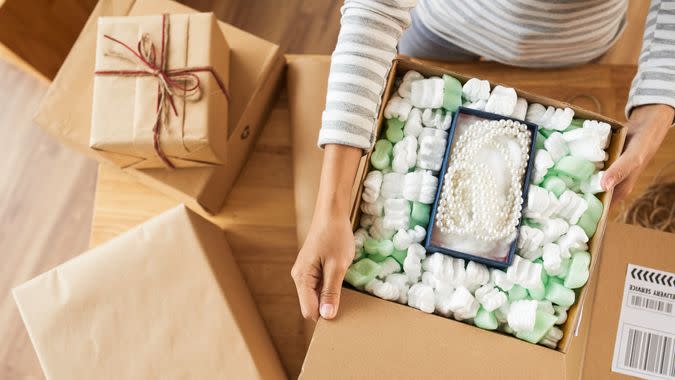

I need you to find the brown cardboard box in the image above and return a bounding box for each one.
[344,56,627,354]
[285,56,674,379]
[13,205,287,380]
[91,13,231,169]
[299,223,675,379]
[34,0,285,213]
[583,224,675,379]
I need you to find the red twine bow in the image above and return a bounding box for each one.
[94,13,230,168]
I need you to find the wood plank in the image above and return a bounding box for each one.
[0,58,98,379]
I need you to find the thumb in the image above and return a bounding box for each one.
[602,149,640,192]
[319,261,348,319]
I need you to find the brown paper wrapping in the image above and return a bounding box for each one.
[34,0,285,213]
[13,205,286,380]
[90,12,230,169]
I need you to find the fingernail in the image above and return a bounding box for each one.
[320,304,335,319]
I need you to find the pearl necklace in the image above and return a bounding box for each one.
[435,119,531,242]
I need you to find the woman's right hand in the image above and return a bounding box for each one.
[291,144,363,320]
[291,209,356,321]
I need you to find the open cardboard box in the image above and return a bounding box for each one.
[353,57,627,351]
[298,57,639,379]
[34,0,285,214]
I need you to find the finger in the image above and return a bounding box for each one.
[602,149,641,192]
[291,264,320,321]
[319,260,349,319]
[612,170,640,203]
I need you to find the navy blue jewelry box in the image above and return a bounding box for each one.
[424,107,539,269]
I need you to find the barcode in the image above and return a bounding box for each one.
[631,294,674,314]
[623,328,675,377]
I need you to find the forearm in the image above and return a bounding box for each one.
[318,0,415,151]
[314,144,363,219]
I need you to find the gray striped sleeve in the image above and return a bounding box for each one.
[318,0,415,152]
[626,0,675,120]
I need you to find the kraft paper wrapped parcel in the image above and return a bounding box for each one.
[91,13,230,169]
[13,205,286,380]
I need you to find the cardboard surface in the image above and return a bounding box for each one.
[91,13,231,169]
[13,205,286,380]
[299,224,674,379]
[286,56,675,380]
[583,224,675,379]
[34,0,285,213]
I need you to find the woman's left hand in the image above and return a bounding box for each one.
[602,104,674,201]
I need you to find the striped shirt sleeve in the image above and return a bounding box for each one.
[626,0,675,120]
[318,0,416,151]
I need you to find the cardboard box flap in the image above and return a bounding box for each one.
[301,288,567,379]
[34,0,285,213]
[582,223,675,379]
[13,205,286,380]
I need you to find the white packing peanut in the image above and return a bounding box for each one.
[392,136,418,174]
[404,107,423,137]
[383,199,411,230]
[422,108,452,130]
[449,286,480,320]
[362,170,383,203]
[506,255,543,290]
[485,85,517,116]
[475,284,507,312]
[583,120,612,148]
[403,243,426,282]
[544,132,569,163]
[365,278,400,301]
[464,261,490,291]
[545,107,574,131]
[408,283,436,313]
[369,217,396,240]
[542,243,566,276]
[538,218,570,245]
[381,172,406,199]
[507,299,538,333]
[491,269,514,291]
[462,78,490,102]
[510,97,528,120]
[385,273,411,304]
[398,70,424,99]
[410,77,445,109]
[532,149,554,185]
[434,288,455,317]
[555,190,589,225]
[402,170,438,204]
[361,197,385,216]
[416,128,447,171]
[378,257,402,279]
[541,327,563,348]
[384,94,413,121]
[557,225,589,259]
[517,225,544,256]
[525,103,546,124]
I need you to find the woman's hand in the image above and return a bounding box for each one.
[292,144,363,320]
[602,104,674,201]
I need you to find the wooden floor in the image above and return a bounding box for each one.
[0,0,669,379]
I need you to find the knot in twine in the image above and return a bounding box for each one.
[94,14,229,168]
